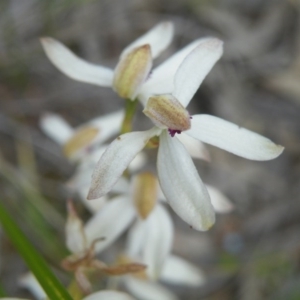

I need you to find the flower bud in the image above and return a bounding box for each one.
[132,172,158,219]
[113,45,152,100]
[143,94,191,132]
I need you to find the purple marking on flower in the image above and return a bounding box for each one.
[168,129,182,137]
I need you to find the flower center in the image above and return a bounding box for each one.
[143,94,191,136]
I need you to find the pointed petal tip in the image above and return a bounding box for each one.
[190,214,215,231]
[87,188,101,200]
[40,36,55,48]
[160,21,174,32]
[273,144,284,158]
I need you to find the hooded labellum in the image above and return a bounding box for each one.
[40,110,124,161]
[113,44,152,99]
[132,172,158,219]
[143,94,191,135]
[63,126,99,158]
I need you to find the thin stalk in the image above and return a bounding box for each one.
[120,99,138,134]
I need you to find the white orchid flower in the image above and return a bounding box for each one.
[120,188,207,300]
[19,272,135,300]
[40,110,124,161]
[86,172,232,279]
[19,273,47,300]
[62,200,146,293]
[40,22,174,100]
[87,38,284,231]
[83,173,167,256]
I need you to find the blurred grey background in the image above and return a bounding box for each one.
[0,0,300,299]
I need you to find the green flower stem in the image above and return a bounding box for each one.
[0,202,72,300]
[121,99,138,134]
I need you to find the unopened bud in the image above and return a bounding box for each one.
[113,45,152,99]
[143,95,191,133]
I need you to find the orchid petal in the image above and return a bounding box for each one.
[142,204,173,280]
[121,22,174,60]
[19,273,46,300]
[206,184,234,214]
[138,38,216,105]
[126,220,147,257]
[80,192,108,213]
[86,110,124,145]
[125,277,179,300]
[161,255,205,286]
[157,130,215,231]
[129,151,147,172]
[173,38,223,107]
[84,196,135,254]
[83,290,135,300]
[40,37,113,86]
[187,115,284,160]
[87,127,161,199]
[176,132,210,161]
[59,110,123,161]
[40,112,74,145]
[66,200,87,253]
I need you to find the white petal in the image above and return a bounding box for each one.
[121,22,174,60]
[85,110,124,146]
[65,110,124,162]
[40,37,113,86]
[87,127,161,199]
[66,200,87,253]
[142,204,174,280]
[161,255,205,286]
[138,38,206,105]
[84,196,135,254]
[40,112,74,145]
[126,220,147,257]
[157,130,215,231]
[66,147,107,192]
[111,176,131,194]
[125,277,179,300]
[80,192,108,213]
[19,273,46,300]
[176,132,210,161]
[173,38,223,107]
[205,184,234,214]
[128,151,147,172]
[83,290,135,300]
[187,115,284,160]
